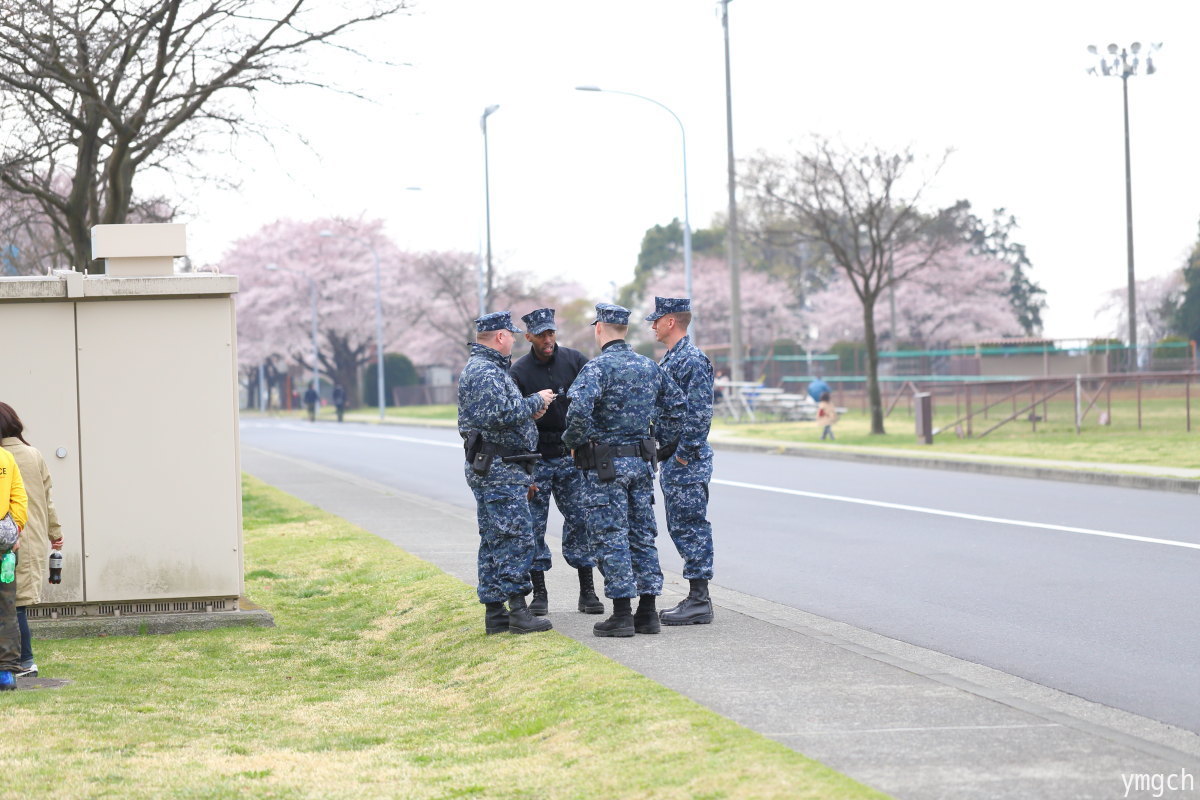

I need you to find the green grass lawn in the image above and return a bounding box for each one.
[717,395,1200,469]
[4,476,887,800]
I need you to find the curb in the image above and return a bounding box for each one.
[711,439,1200,495]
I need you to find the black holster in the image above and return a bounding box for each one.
[464,431,540,477]
[573,441,615,482]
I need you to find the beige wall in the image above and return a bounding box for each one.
[0,271,241,605]
[2,303,85,603]
[76,298,241,601]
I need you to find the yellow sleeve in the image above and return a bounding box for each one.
[8,458,27,531]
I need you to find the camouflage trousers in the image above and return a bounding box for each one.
[661,481,714,580]
[528,456,594,571]
[577,457,662,599]
[0,552,19,671]
[465,463,535,604]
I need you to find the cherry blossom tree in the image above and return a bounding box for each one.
[639,254,806,356]
[1099,271,1185,350]
[223,217,419,408]
[742,138,957,433]
[806,244,1024,349]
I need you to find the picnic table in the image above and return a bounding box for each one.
[715,381,824,422]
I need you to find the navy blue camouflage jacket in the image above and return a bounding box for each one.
[563,341,684,451]
[659,335,714,484]
[458,343,540,454]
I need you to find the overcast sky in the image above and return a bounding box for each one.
[179,0,1200,342]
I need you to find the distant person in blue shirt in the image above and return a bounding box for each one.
[807,376,831,403]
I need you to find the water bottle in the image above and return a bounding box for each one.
[49,551,63,585]
[0,552,14,584]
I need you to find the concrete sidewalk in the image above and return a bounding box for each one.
[243,446,1200,800]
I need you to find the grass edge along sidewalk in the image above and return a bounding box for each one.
[1,475,888,800]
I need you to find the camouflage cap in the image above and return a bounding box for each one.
[475,310,523,333]
[521,307,557,335]
[644,296,692,322]
[589,302,631,326]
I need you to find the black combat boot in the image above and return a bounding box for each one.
[529,570,549,616]
[484,602,509,635]
[634,594,660,634]
[593,597,635,638]
[660,579,714,626]
[577,567,604,614]
[507,594,553,634]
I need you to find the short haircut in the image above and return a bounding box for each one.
[599,322,628,337]
[476,329,502,343]
[666,311,692,329]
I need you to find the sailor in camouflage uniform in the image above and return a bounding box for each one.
[563,303,685,638]
[458,311,556,635]
[509,307,602,616]
[646,297,716,625]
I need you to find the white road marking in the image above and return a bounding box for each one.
[245,422,1200,552]
[712,478,1200,552]
[259,422,461,449]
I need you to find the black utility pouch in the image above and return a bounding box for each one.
[640,438,657,464]
[594,443,616,482]
[574,442,596,470]
[463,431,481,458]
[472,451,494,476]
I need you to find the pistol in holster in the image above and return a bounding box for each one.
[641,438,658,471]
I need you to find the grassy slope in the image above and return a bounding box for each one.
[2,476,887,800]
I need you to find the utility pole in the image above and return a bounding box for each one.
[721,0,744,382]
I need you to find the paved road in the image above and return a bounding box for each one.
[240,418,1200,734]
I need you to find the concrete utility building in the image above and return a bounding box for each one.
[0,224,243,621]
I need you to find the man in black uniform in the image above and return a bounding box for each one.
[509,307,603,615]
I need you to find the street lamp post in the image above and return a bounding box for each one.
[480,104,500,315]
[265,263,319,398]
[1087,41,1159,372]
[575,86,692,303]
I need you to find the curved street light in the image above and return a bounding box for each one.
[575,85,693,304]
[480,104,500,316]
[1087,41,1160,371]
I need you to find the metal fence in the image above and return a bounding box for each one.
[790,372,1200,437]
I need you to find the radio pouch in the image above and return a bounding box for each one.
[594,443,616,482]
[471,451,494,476]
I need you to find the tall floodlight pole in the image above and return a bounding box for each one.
[1088,42,1158,372]
[721,0,745,382]
[575,86,693,303]
[265,263,319,397]
[481,104,500,314]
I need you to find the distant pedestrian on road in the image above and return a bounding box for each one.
[817,391,838,441]
[0,423,27,691]
[332,384,347,423]
[509,307,601,616]
[647,297,717,626]
[303,384,319,423]
[0,403,62,680]
[459,311,555,636]
[564,303,684,638]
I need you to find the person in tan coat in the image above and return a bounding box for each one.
[0,403,62,679]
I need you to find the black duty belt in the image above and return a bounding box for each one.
[462,431,541,476]
[608,444,646,459]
